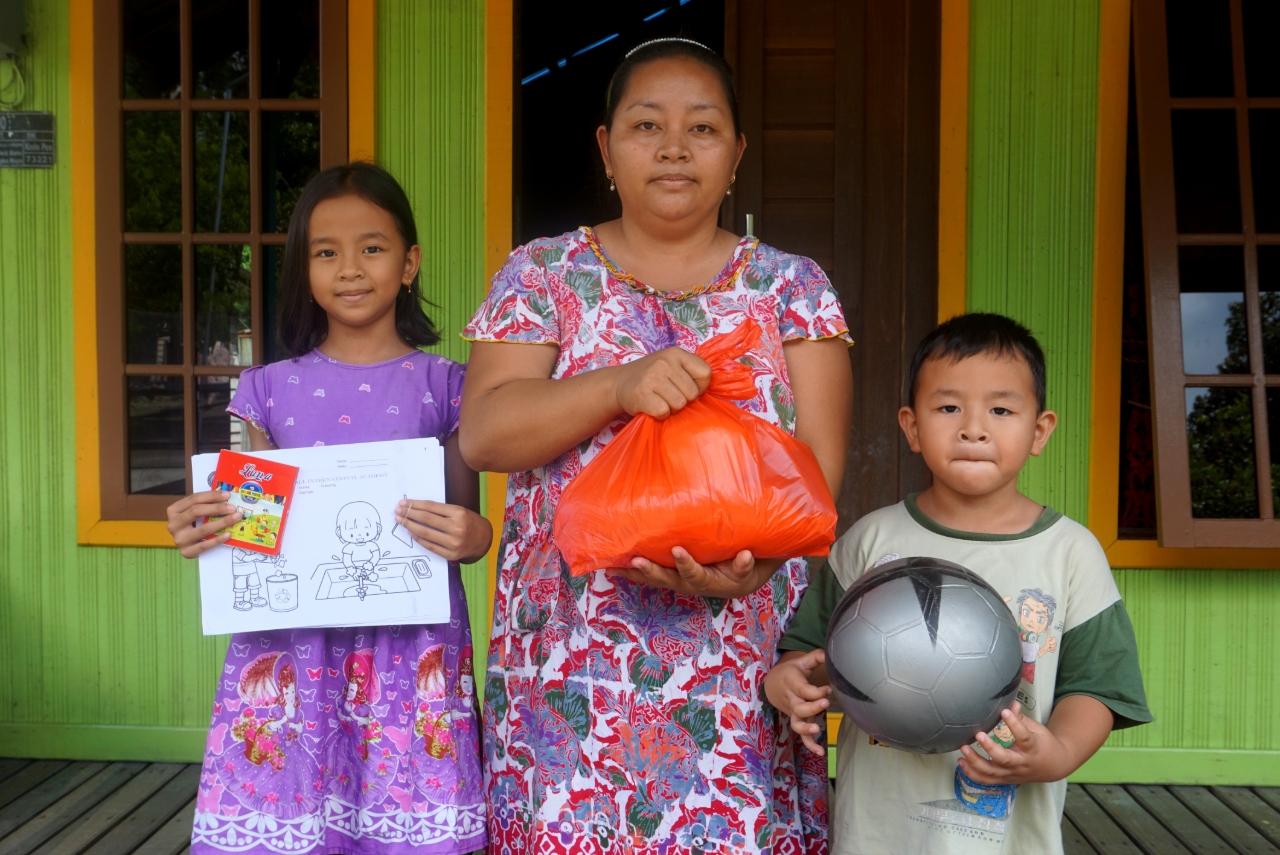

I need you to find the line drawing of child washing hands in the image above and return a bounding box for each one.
[332,501,389,600]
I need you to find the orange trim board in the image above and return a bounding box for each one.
[937,0,970,322]
[348,0,377,161]
[1085,0,1280,570]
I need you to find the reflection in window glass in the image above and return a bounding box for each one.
[263,245,285,364]
[262,0,320,99]
[195,111,250,233]
[123,0,179,99]
[1260,246,1280,374]
[263,112,320,232]
[124,112,182,232]
[126,245,183,365]
[197,376,247,455]
[1187,386,1258,518]
[1172,110,1242,234]
[128,375,186,495]
[1165,0,1234,98]
[1243,0,1280,97]
[1179,245,1247,374]
[195,245,252,366]
[1250,110,1280,234]
[193,0,249,98]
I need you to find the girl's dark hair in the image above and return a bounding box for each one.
[276,161,440,358]
[908,313,1048,411]
[604,39,740,135]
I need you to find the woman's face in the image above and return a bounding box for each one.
[345,680,358,702]
[597,57,745,228]
[282,683,296,708]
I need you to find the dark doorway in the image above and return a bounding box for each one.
[516,0,725,243]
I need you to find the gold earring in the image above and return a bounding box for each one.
[608,173,615,192]
[726,174,736,196]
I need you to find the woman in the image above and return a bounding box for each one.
[461,38,854,854]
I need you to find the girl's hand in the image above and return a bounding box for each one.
[395,500,493,564]
[166,490,242,558]
[614,347,712,419]
[764,649,832,757]
[611,547,779,598]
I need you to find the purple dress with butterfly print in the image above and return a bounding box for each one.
[191,349,485,855]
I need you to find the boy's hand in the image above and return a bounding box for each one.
[614,547,778,598]
[764,649,832,757]
[958,696,1113,785]
[395,500,493,564]
[167,490,242,558]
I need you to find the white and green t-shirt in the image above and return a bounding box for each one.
[779,495,1152,855]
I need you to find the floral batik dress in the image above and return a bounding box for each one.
[463,227,851,855]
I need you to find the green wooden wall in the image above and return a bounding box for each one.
[0,0,490,762]
[967,0,1280,784]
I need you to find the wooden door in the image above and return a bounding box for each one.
[724,0,941,530]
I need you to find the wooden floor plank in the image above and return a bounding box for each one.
[1064,785,1145,854]
[0,765,31,786]
[0,766,68,813]
[131,799,194,855]
[1213,787,1280,848]
[1126,786,1237,855]
[81,766,200,855]
[0,764,147,855]
[1171,786,1280,855]
[0,764,108,841]
[1084,784,1193,855]
[1063,814,1099,855]
[1257,790,1280,817]
[29,765,186,855]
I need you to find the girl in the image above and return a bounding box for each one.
[461,38,853,855]
[167,162,490,855]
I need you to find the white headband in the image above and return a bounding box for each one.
[625,37,713,59]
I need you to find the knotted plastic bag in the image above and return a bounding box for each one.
[554,319,838,577]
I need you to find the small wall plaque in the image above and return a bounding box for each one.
[0,111,55,168]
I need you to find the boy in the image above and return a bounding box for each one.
[765,313,1151,854]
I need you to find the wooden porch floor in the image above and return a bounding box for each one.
[1,757,1279,854]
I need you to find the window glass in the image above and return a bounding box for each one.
[262,0,320,99]
[192,0,249,98]
[1242,0,1280,97]
[1171,110,1242,234]
[263,112,320,232]
[198,376,248,455]
[1179,245,1247,374]
[195,244,252,365]
[1260,246,1280,374]
[263,244,285,364]
[1186,386,1258,518]
[128,375,186,495]
[1249,110,1280,235]
[126,244,183,365]
[123,0,179,98]
[194,111,251,233]
[1165,0,1234,98]
[124,112,182,232]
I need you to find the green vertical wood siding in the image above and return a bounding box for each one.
[0,0,491,761]
[966,0,1280,782]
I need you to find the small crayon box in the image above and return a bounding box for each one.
[212,450,299,555]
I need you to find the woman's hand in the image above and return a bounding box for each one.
[610,547,780,598]
[613,347,712,419]
[394,500,493,564]
[166,490,242,558]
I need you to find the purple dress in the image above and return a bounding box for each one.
[191,350,486,855]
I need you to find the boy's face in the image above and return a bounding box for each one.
[898,351,1057,499]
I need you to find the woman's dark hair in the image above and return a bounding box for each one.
[275,161,440,358]
[604,38,740,135]
[908,313,1048,411]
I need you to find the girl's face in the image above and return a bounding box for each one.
[597,57,745,228]
[308,194,422,333]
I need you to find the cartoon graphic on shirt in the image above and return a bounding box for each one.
[324,649,398,809]
[1006,588,1058,684]
[953,766,1016,820]
[217,651,322,818]
[312,502,434,602]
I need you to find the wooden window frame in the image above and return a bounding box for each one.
[91,0,348,522]
[1131,0,1280,548]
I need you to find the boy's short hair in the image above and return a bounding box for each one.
[908,313,1047,411]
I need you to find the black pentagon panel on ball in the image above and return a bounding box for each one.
[824,556,1023,754]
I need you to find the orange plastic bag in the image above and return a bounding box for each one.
[554,319,838,577]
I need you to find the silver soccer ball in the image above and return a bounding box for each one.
[825,556,1022,754]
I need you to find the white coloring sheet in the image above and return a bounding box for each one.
[193,438,450,635]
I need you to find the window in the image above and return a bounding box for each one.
[93,0,347,521]
[1131,0,1280,547]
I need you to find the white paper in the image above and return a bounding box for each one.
[194,439,450,635]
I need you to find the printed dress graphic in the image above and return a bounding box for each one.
[215,652,322,819]
[410,644,481,804]
[325,649,399,809]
